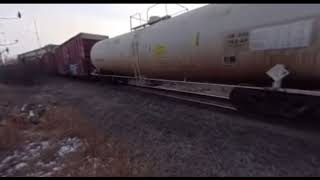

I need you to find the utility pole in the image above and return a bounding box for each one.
[0,11,22,64]
[0,50,2,65]
[33,18,41,49]
[0,48,9,65]
[33,17,43,61]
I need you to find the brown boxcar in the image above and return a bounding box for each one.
[0,57,45,84]
[18,44,58,62]
[55,32,108,77]
[16,44,58,77]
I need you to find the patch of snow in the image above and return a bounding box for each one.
[28,110,35,118]
[27,171,45,177]
[21,155,29,161]
[45,161,56,168]
[36,161,45,167]
[13,150,19,157]
[21,104,27,112]
[0,140,52,176]
[40,172,53,177]
[1,138,83,177]
[108,157,114,164]
[41,141,49,149]
[14,162,27,170]
[6,168,14,174]
[26,142,37,150]
[52,167,61,171]
[1,156,14,164]
[57,137,82,157]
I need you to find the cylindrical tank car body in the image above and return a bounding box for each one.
[91,4,320,89]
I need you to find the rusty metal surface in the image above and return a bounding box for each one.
[91,4,320,89]
[55,33,108,76]
[18,44,58,61]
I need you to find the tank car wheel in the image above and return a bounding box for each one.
[111,77,129,85]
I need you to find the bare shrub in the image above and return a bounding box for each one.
[1,104,152,176]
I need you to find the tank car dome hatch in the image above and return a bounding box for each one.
[148,15,171,25]
[148,16,161,24]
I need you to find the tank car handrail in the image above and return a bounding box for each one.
[175,4,189,13]
[171,9,189,17]
[130,13,143,32]
[131,16,147,22]
[130,4,188,31]
[147,4,189,21]
[130,12,149,31]
[146,4,188,21]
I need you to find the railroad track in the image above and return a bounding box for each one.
[92,73,236,111]
[123,83,320,136]
[127,83,237,111]
[92,73,320,121]
[75,75,320,136]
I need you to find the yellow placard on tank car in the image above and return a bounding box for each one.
[192,32,200,47]
[153,44,166,57]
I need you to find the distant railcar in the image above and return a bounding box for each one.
[55,33,108,77]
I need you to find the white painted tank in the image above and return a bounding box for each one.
[91,4,320,87]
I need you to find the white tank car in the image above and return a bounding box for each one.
[90,4,320,88]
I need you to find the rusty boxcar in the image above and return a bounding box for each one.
[55,33,108,77]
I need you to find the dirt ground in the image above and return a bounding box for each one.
[1,77,320,177]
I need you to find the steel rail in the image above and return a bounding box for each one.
[92,73,237,111]
[131,85,237,111]
[91,73,320,97]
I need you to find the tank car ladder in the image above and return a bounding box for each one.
[133,62,143,85]
[132,32,144,86]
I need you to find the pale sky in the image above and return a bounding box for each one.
[0,4,208,57]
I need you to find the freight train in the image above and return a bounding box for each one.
[89,4,320,119]
[3,4,320,119]
[90,4,320,90]
[0,33,108,84]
